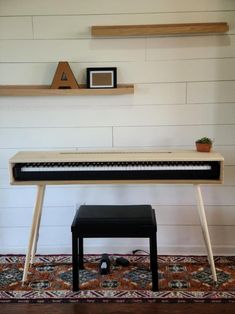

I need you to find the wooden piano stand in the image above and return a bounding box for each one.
[194,184,217,282]
[22,183,218,284]
[22,184,45,283]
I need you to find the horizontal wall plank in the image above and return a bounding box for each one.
[1,35,235,63]
[0,39,145,62]
[187,81,235,103]
[1,205,235,227]
[0,103,234,127]
[0,169,9,186]
[0,17,33,39]
[0,185,234,208]
[147,35,235,61]
[113,125,235,147]
[1,0,235,16]
[33,12,235,39]
[1,59,235,85]
[217,147,235,166]
[0,127,112,149]
[119,59,235,83]
[1,225,235,254]
[155,205,235,226]
[134,83,186,105]
[158,226,235,246]
[0,206,76,227]
[223,166,235,185]
[0,63,57,85]
[0,226,71,248]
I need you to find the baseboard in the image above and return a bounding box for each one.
[1,245,235,256]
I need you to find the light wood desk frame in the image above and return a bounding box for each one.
[9,150,224,284]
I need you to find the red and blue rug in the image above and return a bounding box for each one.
[0,254,235,303]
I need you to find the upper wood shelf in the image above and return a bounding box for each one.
[0,84,134,96]
[91,22,229,37]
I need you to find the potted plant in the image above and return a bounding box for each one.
[195,137,213,152]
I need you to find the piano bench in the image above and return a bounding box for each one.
[71,204,158,291]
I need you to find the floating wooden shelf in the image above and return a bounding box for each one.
[0,84,134,96]
[91,22,229,37]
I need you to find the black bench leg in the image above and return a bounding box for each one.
[79,236,84,269]
[72,233,79,291]
[149,233,158,291]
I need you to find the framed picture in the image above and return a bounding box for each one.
[86,67,117,89]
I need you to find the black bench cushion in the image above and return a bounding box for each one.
[71,204,156,237]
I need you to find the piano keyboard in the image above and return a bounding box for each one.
[20,161,212,172]
[9,150,223,184]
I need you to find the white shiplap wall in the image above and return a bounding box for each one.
[0,0,235,255]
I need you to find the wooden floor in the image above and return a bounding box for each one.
[1,303,234,314]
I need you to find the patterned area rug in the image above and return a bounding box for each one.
[0,254,235,303]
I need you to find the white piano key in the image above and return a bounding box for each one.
[21,164,212,172]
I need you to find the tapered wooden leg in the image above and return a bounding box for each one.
[30,186,45,264]
[195,184,217,282]
[22,185,45,284]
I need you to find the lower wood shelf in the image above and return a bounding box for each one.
[0,84,134,96]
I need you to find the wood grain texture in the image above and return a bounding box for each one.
[8,150,224,185]
[91,22,229,36]
[50,62,79,89]
[0,84,134,96]
[0,303,235,314]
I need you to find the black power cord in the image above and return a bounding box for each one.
[132,249,149,255]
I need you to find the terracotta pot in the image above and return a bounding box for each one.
[196,143,212,152]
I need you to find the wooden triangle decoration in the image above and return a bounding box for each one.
[51,61,79,89]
